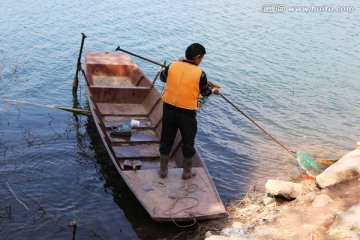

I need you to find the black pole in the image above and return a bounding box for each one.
[72,32,87,96]
[115,46,165,67]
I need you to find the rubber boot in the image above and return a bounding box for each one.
[182,157,197,180]
[158,154,170,178]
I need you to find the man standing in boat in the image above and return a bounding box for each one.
[159,43,220,180]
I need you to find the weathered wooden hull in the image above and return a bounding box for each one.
[83,52,227,221]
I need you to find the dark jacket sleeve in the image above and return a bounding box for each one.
[160,64,170,83]
[199,71,212,97]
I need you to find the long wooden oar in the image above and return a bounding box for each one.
[222,94,339,169]
[208,82,296,157]
[219,92,296,157]
[0,98,91,115]
[208,83,338,170]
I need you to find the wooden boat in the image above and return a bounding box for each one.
[82,51,227,222]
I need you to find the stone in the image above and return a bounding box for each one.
[232,222,244,228]
[265,180,304,199]
[205,231,213,238]
[263,196,275,206]
[221,224,254,237]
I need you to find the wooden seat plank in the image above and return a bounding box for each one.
[108,130,160,143]
[92,75,134,87]
[97,103,147,116]
[103,116,152,129]
[113,144,159,159]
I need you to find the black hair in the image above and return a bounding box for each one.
[185,43,206,60]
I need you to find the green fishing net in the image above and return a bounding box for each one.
[295,152,321,177]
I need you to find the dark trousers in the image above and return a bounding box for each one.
[159,102,197,158]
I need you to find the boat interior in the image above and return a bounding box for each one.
[83,52,204,171]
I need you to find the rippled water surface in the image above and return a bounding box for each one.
[1,0,359,239]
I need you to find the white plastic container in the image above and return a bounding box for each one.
[130,119,140,127]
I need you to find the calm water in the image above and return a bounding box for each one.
[1,0,359,239]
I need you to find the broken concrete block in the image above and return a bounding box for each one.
[316,149,360,188]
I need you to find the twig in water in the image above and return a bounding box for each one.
[34,214,64,231]
[0,204,12,217]
[22,191,46,214]
[0,219,7,233]
[5,181,31,211]
[89,228,106,240]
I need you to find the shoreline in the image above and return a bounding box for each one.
[197,145,360,240]
[200,177,359,240]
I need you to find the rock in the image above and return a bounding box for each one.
[205,231,213,238]
[327,202,360,239]
[263,196,275,206]
[221,224,254,237]
[316,148,360,188]
[265,180,304,199]
[232,222,244,228]
[311,194,333,207]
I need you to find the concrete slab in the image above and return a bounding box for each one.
[316,148,360,188]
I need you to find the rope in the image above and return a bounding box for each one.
[162,183,200,228]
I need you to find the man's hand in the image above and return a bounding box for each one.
[211,87,220,95]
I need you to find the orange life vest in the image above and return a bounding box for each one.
[162,61,202,110]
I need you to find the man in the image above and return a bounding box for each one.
[159,43,220,180]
